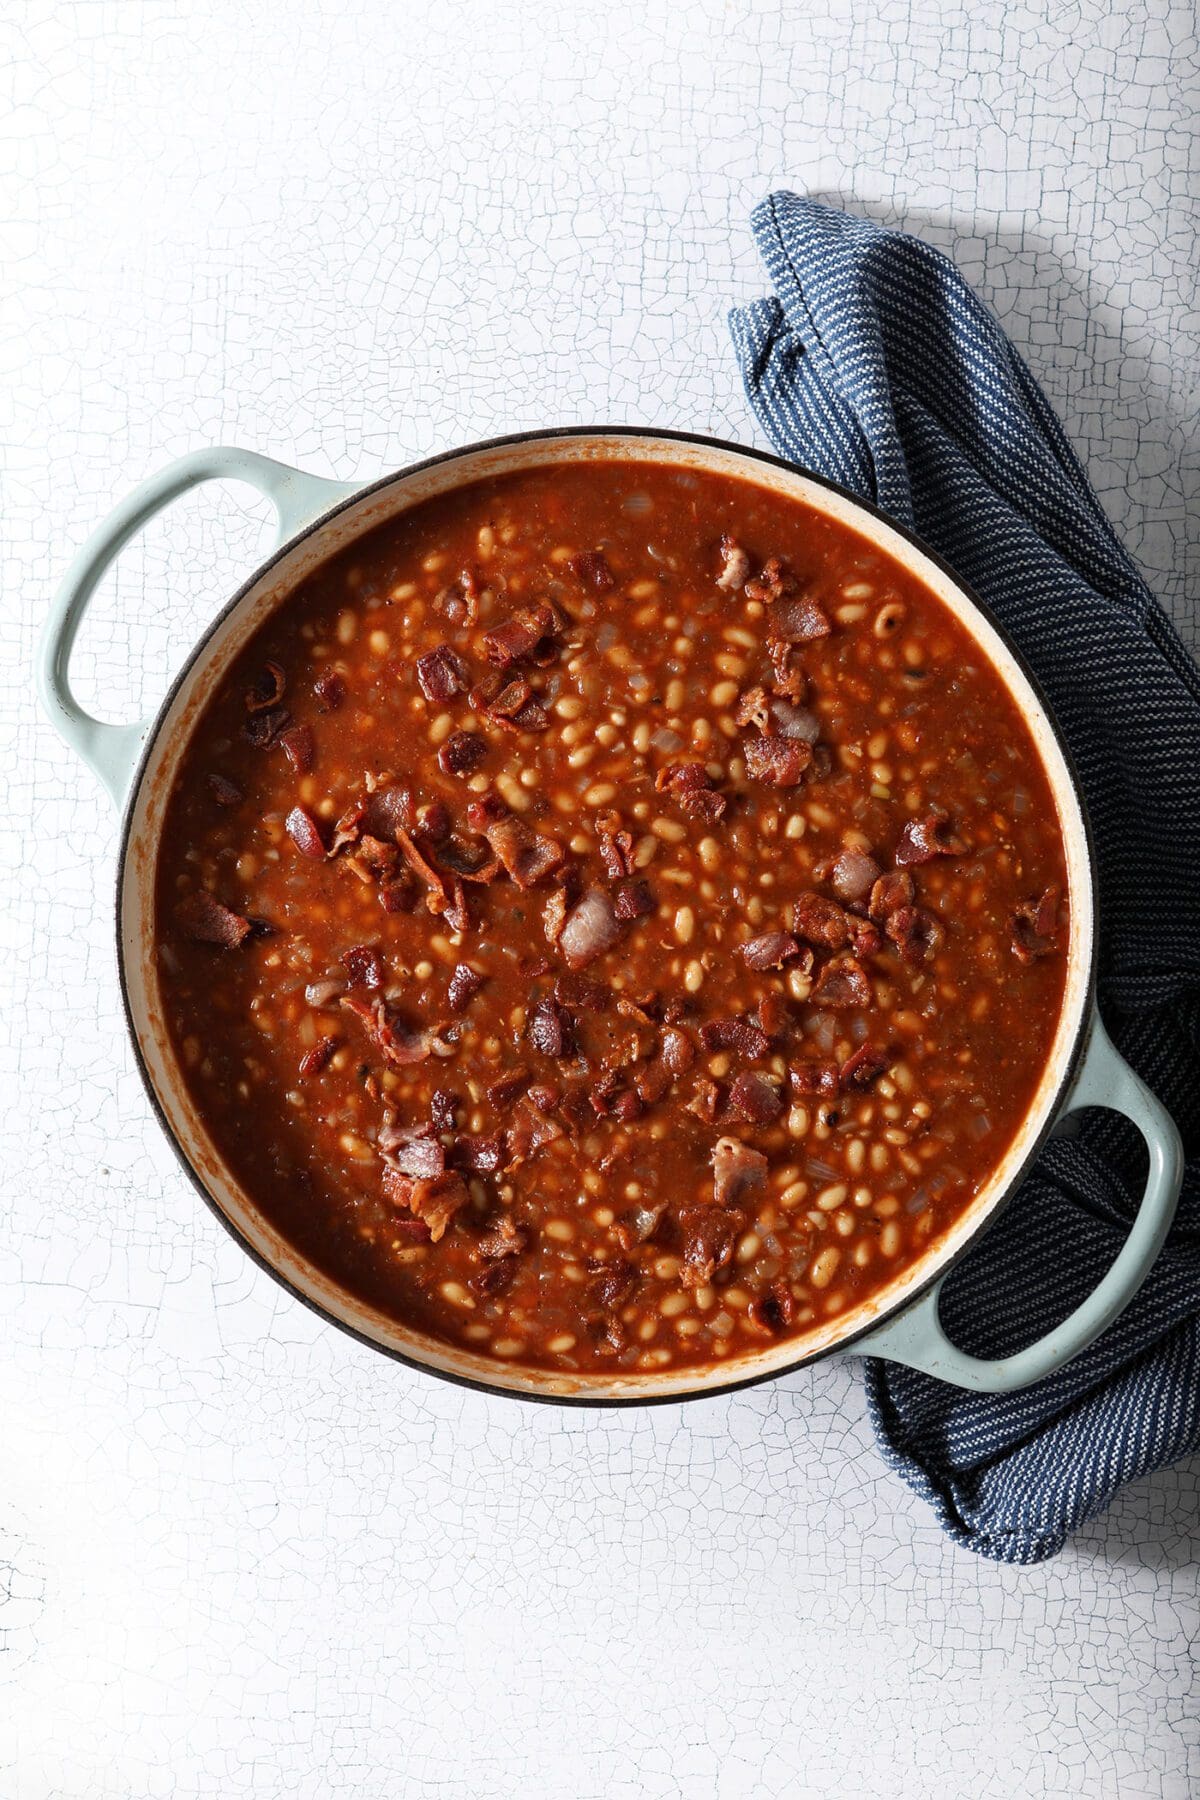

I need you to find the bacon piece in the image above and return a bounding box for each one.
[811,956,872,1009]
[712,1135,768,1205]
[597,816,636,880]
[1012,885,1061,964]
[244,661,286,712]
[432,568,481,626]
[243,704,291,749]
[487,1068,531,1109]
[483,603,560,669]
[687,1075,722,1123]
[660,1026,694,1074]
[341,994,431,1066]
[279,723,314,775]
[438,730,487,778]
[789,1062,840,1098]
[382,1169,467,1242]
[757,990,787,1036]
[286,805,328,860]
[613,878,654,922]
[205,773,243,807]
[840,1045,889,1090]
[728,1071,784,1125]
[735,686,772,731]
[700,1017,771,1059]
[569,549,615,591]
[745,557,832,643]
[482,814,565,888]
[528,995,574,1059]
[740,930,804,972]
[554,972,610,1011]
[850,917,884,958]
[486,679,549,733]
[434,837,500,887]
[868,870,914,921]
[298,1036,337,1078]
[393,824,449,898]
[415,800,452,845]
[362,783,415,841]
[350,835,399,881]
[383,1128,446,1180]
[679,1203,745,1288]
[453,1136,505,1175]
[885,905,944,966]
[586,1259,638,1312]
[560,888,622,968]
[447,963,484,1012]
[743,735,812,786]
[478,1214,528,1260]
[767,638,807,700]
[313,669,345,711]
[415,644,468,703]
[716,534,752,592]
[791,891,851,951]
[829,848,882,905]
[175,891,253,948]
[747,1280,796,1336]
[894,809,966,867]
[341,944,384,990]
[505,1095,564,1165]
[543,885,570,948]
[656,761,728,823]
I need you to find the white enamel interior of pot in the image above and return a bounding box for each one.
[120,432,1095,1400]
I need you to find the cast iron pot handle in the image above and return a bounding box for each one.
[37,448,361,806]
[853,1012,1183,1392]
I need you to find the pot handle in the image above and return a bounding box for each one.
[852,1013,1183,1392]
[37,448,362,807]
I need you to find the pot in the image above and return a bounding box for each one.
[38,430,1183,1401]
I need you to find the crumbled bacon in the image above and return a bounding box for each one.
[244,661,286,712]
[393,824,450,898]
[747,1280,796,1336]
[447,963,484,1012]
[743,735,812,786]
[279,723,314,775]
[757,990,788,1036]
[483,814,565,888]
[679,1203,745,1288]
[613,878,655,921]
[791,891,851,951]
[789,1062,840,1097]
[655,761,727,822]
[415,644,469,703]
[313,669,345,711]
[700,1017,771,1059]
[586,1258,637,1309]
[554,972,610,1011]
[383,1170,467,1242]
[351,835,399,880]
[715,534,752,592]
[767,637,807,700]
[734,686,772,731]
[869,870,914,921]
[206,773,243,807]
[810,956,872,1009]
[829,848,881,905]
[840,1045,888,1089]
[597,815,636,880]
[728,1071,784,1125]
[687,1075,722,1122]
[341,994,431,1066]
[884,905,944,966]
[505,1095,564,1165]
[487,1068,531,1109]
[243,704,291,748]
[1012,885,1061,963]
[894,809,966,867]
[433,568,481,626]
[488,681,549,733]
[175,890,254,948]
[298,1036,337,1078]
[477,1214,528,1260]
[740,930,803,971]
[560,888,622,968]
[438,730,487,778]
[850,917,884,959]
[711,1137,767,1206]
[528,995,574,1059]
[383,1128,446,1179]
[435,834,500,884]
[569,549,615,591]
[543,885,570,948]
[453,1135,505,1175]
[341,944,384,990]
[286,805,328,860]
[482,603,561,669]
[660,1026,694,1074]
[415,800,452,845]
[470,1259,517,1298]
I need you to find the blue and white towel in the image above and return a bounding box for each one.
[730,194,1200,1564]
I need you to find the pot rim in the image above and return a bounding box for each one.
[114,424,1100,1405]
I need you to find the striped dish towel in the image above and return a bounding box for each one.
[730,194,1200,1564]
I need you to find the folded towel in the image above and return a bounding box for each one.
[730,194,1200,1564]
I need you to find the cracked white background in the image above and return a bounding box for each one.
[3,1,1198,1795]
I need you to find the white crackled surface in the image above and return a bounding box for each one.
[3,2,1198,1795]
